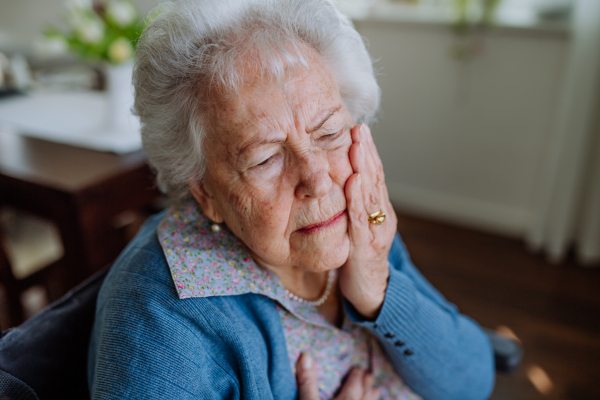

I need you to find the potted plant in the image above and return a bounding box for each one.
[451,0,502,60]
[42,0,147,128]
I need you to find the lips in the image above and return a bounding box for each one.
[298,210,346,234]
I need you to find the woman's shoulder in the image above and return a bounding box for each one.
[96,210,280,323]
[88,211,286,396]
[94,210,274,332]
[97,210,177,303]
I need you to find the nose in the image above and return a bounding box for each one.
[294,147,332,199]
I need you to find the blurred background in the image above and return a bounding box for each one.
[0,0,598,399]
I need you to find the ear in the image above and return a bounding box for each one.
[188,180,224,223]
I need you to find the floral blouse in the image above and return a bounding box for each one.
[157,203,420,400]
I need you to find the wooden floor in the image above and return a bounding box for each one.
[396,212,600,400]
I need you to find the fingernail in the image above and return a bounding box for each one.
[301,353,313,370]
[356,173,361,185]
[359,141,365,156]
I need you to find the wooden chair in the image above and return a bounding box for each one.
[0,226,24,328]
[0,211,74,330]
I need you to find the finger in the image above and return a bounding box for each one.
[381,179,398,232]
[363,372,375,390]
[349,141,362,175]
[359,141,381,216]
[336,368,365,400]
[370,190,396,255]
[360,124,393,243]
[360,123,377,155]
[355,125,382,218]
[350,125,381,216]
[296,353,319,400]
[350,123,362,144]
[357,124,378,176]
[362,373,377,400]
[360,124,385,194]
[365,387,381,400]
[344,173,370,242]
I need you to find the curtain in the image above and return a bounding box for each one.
[527,0,600,265]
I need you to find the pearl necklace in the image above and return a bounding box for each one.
[283,270,336,307]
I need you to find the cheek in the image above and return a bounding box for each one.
[328,146,353,187]
[224,177,294,243]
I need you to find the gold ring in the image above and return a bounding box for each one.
[368,210,386,225]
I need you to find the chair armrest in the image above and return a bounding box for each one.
[485,329,523,374]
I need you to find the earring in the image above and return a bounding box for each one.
[211,223,221,233]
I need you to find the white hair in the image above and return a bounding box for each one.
[133,0,380,200]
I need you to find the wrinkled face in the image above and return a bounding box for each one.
[195,50,355,272]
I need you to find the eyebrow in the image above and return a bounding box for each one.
[236,106,341,156]
[237,137,286,156]
[307,106,341,134]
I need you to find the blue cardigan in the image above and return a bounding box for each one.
[88,211,494,399]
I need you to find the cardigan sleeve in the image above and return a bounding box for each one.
[344,233,495,400]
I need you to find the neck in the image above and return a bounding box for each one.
[250,253,343,326]
[260,260,330,301]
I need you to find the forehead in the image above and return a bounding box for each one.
[207,50,341,144]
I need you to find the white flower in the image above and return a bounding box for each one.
[76,18,105,44]
[65,0,92,10]
[106,0,138,28]
[34,36,69,58]
[108,37,133,63]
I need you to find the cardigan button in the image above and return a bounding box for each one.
[404,349,414,356]
[373,323,378,329]
[394,340,405,347]
[384,332,395,338]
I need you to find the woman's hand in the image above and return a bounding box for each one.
[297,353,380,400]
[341,124,398,320]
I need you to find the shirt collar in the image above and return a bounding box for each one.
[157,202,337,327]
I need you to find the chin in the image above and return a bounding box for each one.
[296,231,350,273]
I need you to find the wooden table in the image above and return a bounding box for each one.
[0,130,161,326]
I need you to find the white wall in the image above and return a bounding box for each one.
[356,20,569,236]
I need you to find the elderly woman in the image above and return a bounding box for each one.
[88,0,494,399]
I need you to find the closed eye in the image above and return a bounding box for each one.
[252,153,281,169]
[256,157,270,166]
[318,129,344,142]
